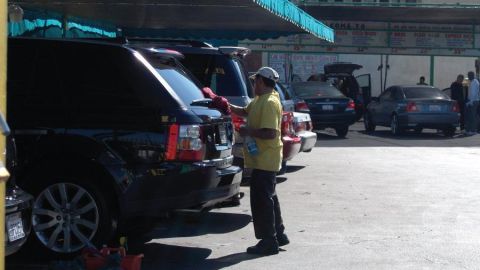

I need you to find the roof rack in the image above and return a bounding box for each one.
[74,37,128,44]
[125,38,213,48]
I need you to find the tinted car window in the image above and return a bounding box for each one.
[379,89,393,101]
[181,54,253,98]
[277,83,291,100]
[403,87,448,99]
[274,84,286,101]
[292,82,344,98]
[155,67,205,106]
[393,88,405,100]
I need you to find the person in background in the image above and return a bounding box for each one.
[465,71,479,136]
[417,76,428,86]
[450,74,465,130]
[229,67,289,256]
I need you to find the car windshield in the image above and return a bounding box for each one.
[403,87,448,99]
[292,82,344,98]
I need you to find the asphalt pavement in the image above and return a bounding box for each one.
[7,122,480,270]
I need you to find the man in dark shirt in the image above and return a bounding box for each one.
[450,74,465,130]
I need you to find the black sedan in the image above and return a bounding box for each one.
[291,82,356,137]
[364,85,460,136]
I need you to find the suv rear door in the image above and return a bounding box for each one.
[142,50,234,165]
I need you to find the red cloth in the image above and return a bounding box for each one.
[201,87,217,99]
[201,87,231,115]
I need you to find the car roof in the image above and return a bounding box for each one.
[9,37,184,59]
[392,85,440,90]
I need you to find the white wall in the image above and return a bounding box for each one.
[337,54,476,96]
[434,56,476,90]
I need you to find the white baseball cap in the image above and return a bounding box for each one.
[250,67,279,82]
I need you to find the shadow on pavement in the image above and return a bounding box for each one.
[358,129,457,140]
[286,165,305,173]
[7,212,252,270]
[312,122,477,147]
[140,243,260,270]
[276,176,287,184]
[137,211,251,240]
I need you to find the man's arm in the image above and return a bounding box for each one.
[229,103,248,117]
[240,127,278,140]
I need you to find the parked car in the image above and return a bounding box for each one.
[232,111,301,176]
[1,114,33,256]
[364,85,460,136]
[290,82,357,137]
[129,39,303,177]
[8,37,242,255]
[275,83,317,153]
[126,39,254,175]
[309,62,371,121]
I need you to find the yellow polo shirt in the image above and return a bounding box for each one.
[244,91,283,172]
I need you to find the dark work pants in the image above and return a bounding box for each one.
[250,169,285,240]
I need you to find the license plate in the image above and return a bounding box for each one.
[322,105,334,111]
[218,125,227,144]
[7,213,25,242]
[429,105,441,112]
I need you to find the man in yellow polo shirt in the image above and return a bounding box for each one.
[229,67,288,255]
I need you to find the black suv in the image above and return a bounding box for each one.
[125,39,254,175]
[7,37,242,255]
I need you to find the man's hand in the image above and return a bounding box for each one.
[229,103,248,117]
[239,126,250,137]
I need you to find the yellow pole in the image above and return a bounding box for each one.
[0,0,7,267]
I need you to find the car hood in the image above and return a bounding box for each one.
[324,63,363,75]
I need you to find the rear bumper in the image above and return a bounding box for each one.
[398,113,459,129]
[297,131,317,152]
[311,111,356,129]
[282,135,301,161]
[122,164,242,217]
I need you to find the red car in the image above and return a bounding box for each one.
[232,111,301,178]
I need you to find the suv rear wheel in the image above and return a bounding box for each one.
[28,173,117,256]
[335,126,349,138]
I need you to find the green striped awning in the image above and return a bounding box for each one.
[11,0,334,42]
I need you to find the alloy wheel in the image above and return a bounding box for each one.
[32,183,99,253]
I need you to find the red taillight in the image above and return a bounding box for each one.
[282,112,295,136]
[406,101,418,112]
[166,124,205,161]
[166,124,179,160]
[231,114,246,132]
[295,101,310,112]
[452,101,460,113]
[346,99,355,111]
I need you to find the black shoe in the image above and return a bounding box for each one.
[246,238,279,255]
[276,233,290,246]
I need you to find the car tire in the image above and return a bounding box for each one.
[364,112,376,133]
[26,172,117,257]
[335,126,349,138]
[390,114,402,136]
[443,126,456,137]
[413,127,423,134]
